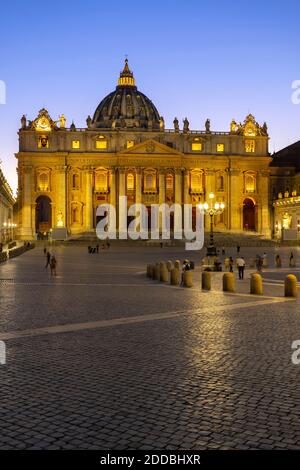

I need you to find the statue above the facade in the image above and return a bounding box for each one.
[21,114,27,130]
[230,119,237,133]
[205,119,211,133]
[59,114,66,128]
[173,117,179,132]
[86,115,92,128]
[159,116,165,130]
[183,117,189,133]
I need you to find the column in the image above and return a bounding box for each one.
[174,169,183,237]
[183,169,190,205]
[55,165,67,228]
[109,168,116,208]
[108,167,116,233]
[228,168,242,230]
[118,167,126,236]
[135,168,142,205]
[258,169,271,238]
[21,165,33,239]
[158,171,166,232]
[85,167,94,231]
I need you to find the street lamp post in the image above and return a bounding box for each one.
[199,193,225,259]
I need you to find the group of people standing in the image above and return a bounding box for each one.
[224,256,246,279]
[44,248,57,276]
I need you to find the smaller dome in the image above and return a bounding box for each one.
[91,60,161,130]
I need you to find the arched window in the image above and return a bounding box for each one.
[127,173,134,191]
[38,172,50,191]
[245,173,255,193]
[72,173,80,189]
[72,206,80,224]
[166,174,174,191]
[145,174,155,190]
[95,172,107,191]
[217,175,224,191]
[191,171,203,192]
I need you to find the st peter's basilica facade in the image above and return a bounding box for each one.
[15,60,271,240]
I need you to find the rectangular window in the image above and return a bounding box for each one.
[216,143,225,152]
[72,140,80,149]
[192,142,202,151]
[96,140,107,149]
[38,135,49,148]
[245,139,255,153]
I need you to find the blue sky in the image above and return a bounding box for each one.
[0,0,299,193]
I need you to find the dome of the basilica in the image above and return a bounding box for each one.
[91,59,162,130]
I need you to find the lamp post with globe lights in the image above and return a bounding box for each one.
[199,193,225,258]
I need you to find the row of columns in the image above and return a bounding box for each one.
[19,165,271,238]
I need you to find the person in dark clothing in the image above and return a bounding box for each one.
[237,245,240,253]
[229,257,234,272]
[236,256,246,280]
[45,251,51,269]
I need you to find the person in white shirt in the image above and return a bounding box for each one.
[236,256,246,280]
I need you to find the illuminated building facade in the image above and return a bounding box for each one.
[15,60,271,240]
[0,167,15,243]
[271,141,300,240]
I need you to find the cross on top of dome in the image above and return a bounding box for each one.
[118,58,135,87]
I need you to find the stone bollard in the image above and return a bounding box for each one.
[151,264,155,279]
[148,264,154,279]
[154,263,160,281]
[285,274,297,298]
[183,270,193,287]
[202,271,211,290]
[166,260,173,272]
[223,272,236,293]
[170,268,180,286]
[160,263,169,282]
[147,264,152,277]
[250,273,263,295]
[174,260,180,270]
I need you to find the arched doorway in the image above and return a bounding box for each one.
[243,198,256,231]
[36,196,52,234]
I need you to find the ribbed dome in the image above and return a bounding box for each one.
[91,60,161,130]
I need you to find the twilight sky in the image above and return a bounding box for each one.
[0,0,299,193]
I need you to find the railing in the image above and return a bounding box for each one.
[59,128,231,135]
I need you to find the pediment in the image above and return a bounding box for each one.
[117,139,183,156]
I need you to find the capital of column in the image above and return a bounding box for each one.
[204,169,215,175]
[228,168,241,176]
[23,165,33,174]
[259,169,270,177]
[83,165,94,173]
[55,165,68,173]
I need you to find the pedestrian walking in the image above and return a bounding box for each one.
[256,255,263,272]
[237,245,240,253]
[262,252,268,267]
[289,251,295,267]
[229,256,234,273]
[181,259,191,285]
[45,251,51,269]
[236,256,246,280]
[275,254,282,268]
[50,256,57,277]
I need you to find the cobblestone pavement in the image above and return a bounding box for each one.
[0,244,300,449]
